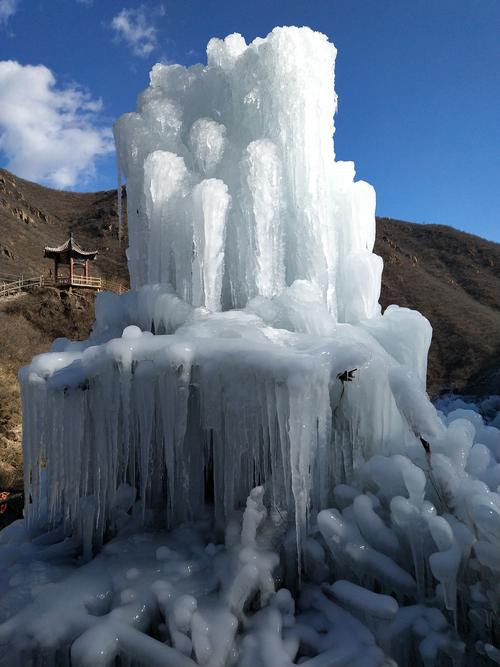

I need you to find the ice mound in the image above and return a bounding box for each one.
[4,25,500,666]
[21,286,436,560]
[317,404,500,666]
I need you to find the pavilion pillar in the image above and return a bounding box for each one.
[54,259,58,283]
[84,260,89,279]
[70,258,74,284]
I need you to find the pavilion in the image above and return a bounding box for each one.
[44,233,99,288]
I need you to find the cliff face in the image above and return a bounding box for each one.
[0,168,499,491]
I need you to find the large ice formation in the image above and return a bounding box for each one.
[2,26,499,667]
[22,26,435,552]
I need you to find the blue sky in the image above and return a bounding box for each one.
[0,0,498,241]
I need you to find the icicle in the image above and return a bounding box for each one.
[117,158,123,246]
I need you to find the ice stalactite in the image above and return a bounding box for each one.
[191,178,230,311]
[117,158,123,245]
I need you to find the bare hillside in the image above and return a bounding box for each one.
[375,218,500,396]
[0,168,127,282]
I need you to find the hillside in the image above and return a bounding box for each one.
[0,168,127,282]
[375,218,500,396]
[0,168,499,495]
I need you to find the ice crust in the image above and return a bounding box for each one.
[3,26,500,667]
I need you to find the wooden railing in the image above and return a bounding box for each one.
[101,279,128,294]
[64,275,102,289]
[54,276,128,293]
[0,275,127,298]
[0,276,44,298]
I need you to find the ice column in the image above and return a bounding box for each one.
[191,179,230,310]
[114,26,382,321]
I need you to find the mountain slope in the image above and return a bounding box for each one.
[0,168,127,282]
[375,218,500,396]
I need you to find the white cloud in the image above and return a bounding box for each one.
[0,0,19,27]
[0,61,113,189]
[111,5,165,58]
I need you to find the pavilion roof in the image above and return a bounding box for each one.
[44,234,98,261]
